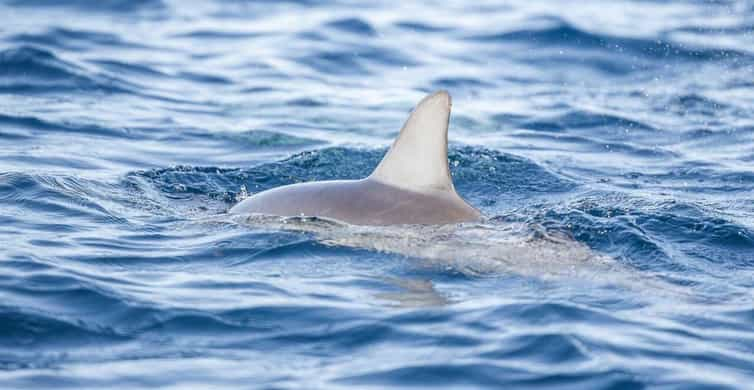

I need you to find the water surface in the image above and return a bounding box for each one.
[1,0,754,388]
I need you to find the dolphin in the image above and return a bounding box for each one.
[229,90,481,225]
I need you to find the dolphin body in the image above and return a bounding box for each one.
[229,91,481,225]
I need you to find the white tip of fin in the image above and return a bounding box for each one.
[370,90,455,192]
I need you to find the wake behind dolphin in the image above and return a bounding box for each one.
[230,91,480,225]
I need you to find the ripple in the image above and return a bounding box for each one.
[431,77,494,90]
[325,18,377,37]
[2,0,754,388]
[297,46,417,75]
[478,333,590,364]
[0,46,134,94]
[9,28,147,52]
[527,110,656,134]
[470,22,750,63]
[4,0,165,13]
[449,146,574,207]
[394,21,452,33]
[131,145,572,215]
[0,112,129,138]
[0,172,128,228]
[336,362,642,388]
[0,308,126,354]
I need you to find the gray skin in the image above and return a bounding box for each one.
[230,90,481,226]
[230,178,480,225]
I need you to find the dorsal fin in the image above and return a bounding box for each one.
[370,90,455,192]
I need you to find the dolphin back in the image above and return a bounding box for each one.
[231,91,481,225]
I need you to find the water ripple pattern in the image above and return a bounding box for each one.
[1,0,754,388]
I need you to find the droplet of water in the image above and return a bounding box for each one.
[235,185,249,202]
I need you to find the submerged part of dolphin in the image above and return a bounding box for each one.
[230,91,481,225]
[225,214,690,300]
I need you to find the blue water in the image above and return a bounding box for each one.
[2,0,754,388]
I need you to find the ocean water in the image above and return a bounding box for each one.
[1,0,754,388]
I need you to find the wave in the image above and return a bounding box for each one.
[533,194,754,272]
[469,22,750,62]
[129,146,573,213]
[325,18,378,37]
[8,28,147,52]
[0,112,128,138]
[2,0,754,387]
[2,0,164,13]
[296,46,417,75]
[0,46,134,94]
